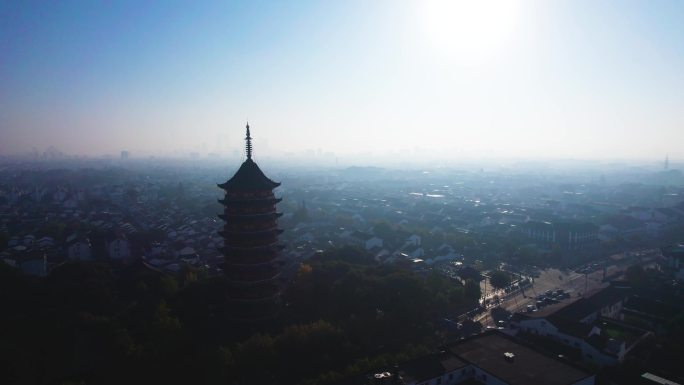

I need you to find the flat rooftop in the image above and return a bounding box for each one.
[449,332,593,385]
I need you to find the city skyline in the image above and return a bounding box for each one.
[2,0,683,160]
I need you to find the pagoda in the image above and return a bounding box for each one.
[217,123,284,320]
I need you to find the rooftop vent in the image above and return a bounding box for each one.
[504,352,515,362]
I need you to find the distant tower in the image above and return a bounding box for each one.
[217,123,284,320]
[665,154,669,170]
[121,150,130,160]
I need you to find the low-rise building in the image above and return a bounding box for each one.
[521,221,598,250]
[337,331,595,385]
[509,285,649,366]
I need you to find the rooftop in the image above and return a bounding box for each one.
[399,351,468,383]
[448,332,593,385]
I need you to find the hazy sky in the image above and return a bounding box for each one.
[1,0,683,161]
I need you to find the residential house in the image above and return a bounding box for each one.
[67,237,93,261]
[599,215,646,240]
[347,231,383,251]
[108,236,131,260]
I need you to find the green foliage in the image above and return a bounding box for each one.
[667,311,684,345]
[372,221,394,240]
[464,279,481,302]
[0,247,471,385]
[0,231,8,249]
[489,269,511,289]
[159,275,180,295]
[457,266,482,282]
[625,265,648,289]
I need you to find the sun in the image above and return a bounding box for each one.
[421,0,523,65]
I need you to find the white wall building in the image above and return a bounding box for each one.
[108,238,131,259]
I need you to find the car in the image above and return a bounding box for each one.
[536,300,545,308]
[526,305,535,313]
[545,290,553,296]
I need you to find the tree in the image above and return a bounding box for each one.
[489,270,511,290]
[457,266,482,283]
[464,279,481,302]
[0,231,8,249]
[625,265,647,289]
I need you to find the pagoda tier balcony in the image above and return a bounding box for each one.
[222,233,278,246]
[219,228,283,238]
[217,212,283,222]
[220,241,285,253]
[223,233,278,250]
[224,266,281,284]
[218,197,282,206]
[216,187,277,198]
[222,253,279,265]
[220,247,280,258]
[221,205,278,215]
[221,221,279,232]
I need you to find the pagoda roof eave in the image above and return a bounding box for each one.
[218,159,280,191]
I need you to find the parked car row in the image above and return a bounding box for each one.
[575,262,603,275]
[534,289,570,309]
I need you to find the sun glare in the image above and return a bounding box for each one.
[421,0,523,65]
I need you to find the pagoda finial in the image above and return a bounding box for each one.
[245,122,252,159]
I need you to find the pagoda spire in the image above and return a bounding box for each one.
[245,122,253,159]
[665,154,669,170]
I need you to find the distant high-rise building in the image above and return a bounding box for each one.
[665,154,669,170]
[121,150,130,160]
[521,221,598,250]
[217,123,284,320]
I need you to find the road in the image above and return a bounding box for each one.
[454,249,661,327]
[475,266,619,327]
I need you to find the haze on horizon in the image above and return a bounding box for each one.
[1,0,683,162]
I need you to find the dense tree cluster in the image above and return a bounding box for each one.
[0,246,473,385]
[488,269,512,290]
